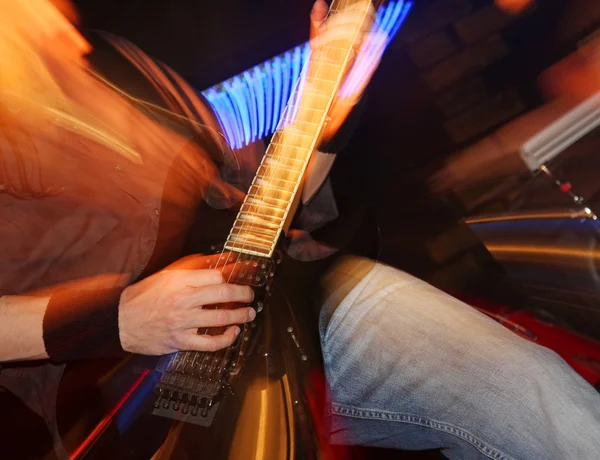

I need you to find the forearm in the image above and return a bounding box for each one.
[0,284,125,363]
[0,295,50,362]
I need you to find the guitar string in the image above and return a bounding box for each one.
[170,0,370,389]
[172,0,345,380]
[213,0,367,343]
[217,0,361,268]
[226,0,368,267]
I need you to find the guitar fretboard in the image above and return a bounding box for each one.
[225,1,374,258]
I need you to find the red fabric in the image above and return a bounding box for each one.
[450,291,600,386]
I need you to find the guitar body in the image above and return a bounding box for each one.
[68,203,334,460]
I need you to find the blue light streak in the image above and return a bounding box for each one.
[271,56,283,135]
[250,66,265,139]
[201,1,412,149]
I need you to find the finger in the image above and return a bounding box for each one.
[168,269,224,289]
[310,0,329,40]
[317,3,375,33]
[184,306,256,329]
[180,326,241,352]
[185,282,254,308]
[311,22,370,51]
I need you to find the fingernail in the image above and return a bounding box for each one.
[249,308,256,321]
[234,327,241,336]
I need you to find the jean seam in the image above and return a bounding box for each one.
[330,403,516,460]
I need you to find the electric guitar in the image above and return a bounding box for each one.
[68,1,381,458]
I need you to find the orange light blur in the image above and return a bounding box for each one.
[0,0,235,209]
[540,37,600,103]
[494,0,534,15]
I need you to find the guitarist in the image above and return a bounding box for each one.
[1,1,599,459]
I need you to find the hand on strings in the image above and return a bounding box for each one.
[118,253,256,355]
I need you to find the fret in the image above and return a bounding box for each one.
[229,221,279,238]
[232,224,279,243]
[256,165,300,180]
[250,183,296,199]
[249,180,295,193]
[290,119,323,136]
[254,180,298,194]
[279,109,323,127]
[257,165,302,181]
[229,232,275,248]
[236,209,282,224]
[270,133,314,151]
[255,173,300,189]
[266,143,312,156]
[310,47,348,65]
[248,178,295,196]
[281,104,323,115]
[286,86,333,110]
[243,197,285,213]
[263,155,306,168]
[303,81,336,101]
[285,119,323,129]
[305,59,344,73]
[282,129,317,140]
[224,241,272,258]
[305,65,343,86]
[304,74,341,89]
[232,221,280,239]
[287,125,318,139]
[261,155,307,171]
[240,201,285,218]
[225,236,273,252]
[232,222,278,237]
[242,196,290,220]
[272,124,322,145]
[298,89,332,100]
[233,216,280,231]
[247,192,288,205]
[229,230,274,246]
[319,44,354,53]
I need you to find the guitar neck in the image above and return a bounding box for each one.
[225,0,377,258]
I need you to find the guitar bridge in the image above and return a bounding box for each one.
[151,342,239,426]
[152,387,222,427]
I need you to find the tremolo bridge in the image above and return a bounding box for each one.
[152,252,276,426]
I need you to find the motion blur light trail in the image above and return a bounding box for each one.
[202,0,413,150]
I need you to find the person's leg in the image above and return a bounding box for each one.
[319,256,600,460]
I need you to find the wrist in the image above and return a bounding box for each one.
[117,286,135,354]
[43,286,126,362]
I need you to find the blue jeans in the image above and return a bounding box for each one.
[319,257,600,459]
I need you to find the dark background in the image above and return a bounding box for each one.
[74,0,599,295]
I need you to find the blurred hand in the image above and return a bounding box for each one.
[118,254,255,355]
[308,0,378,140]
